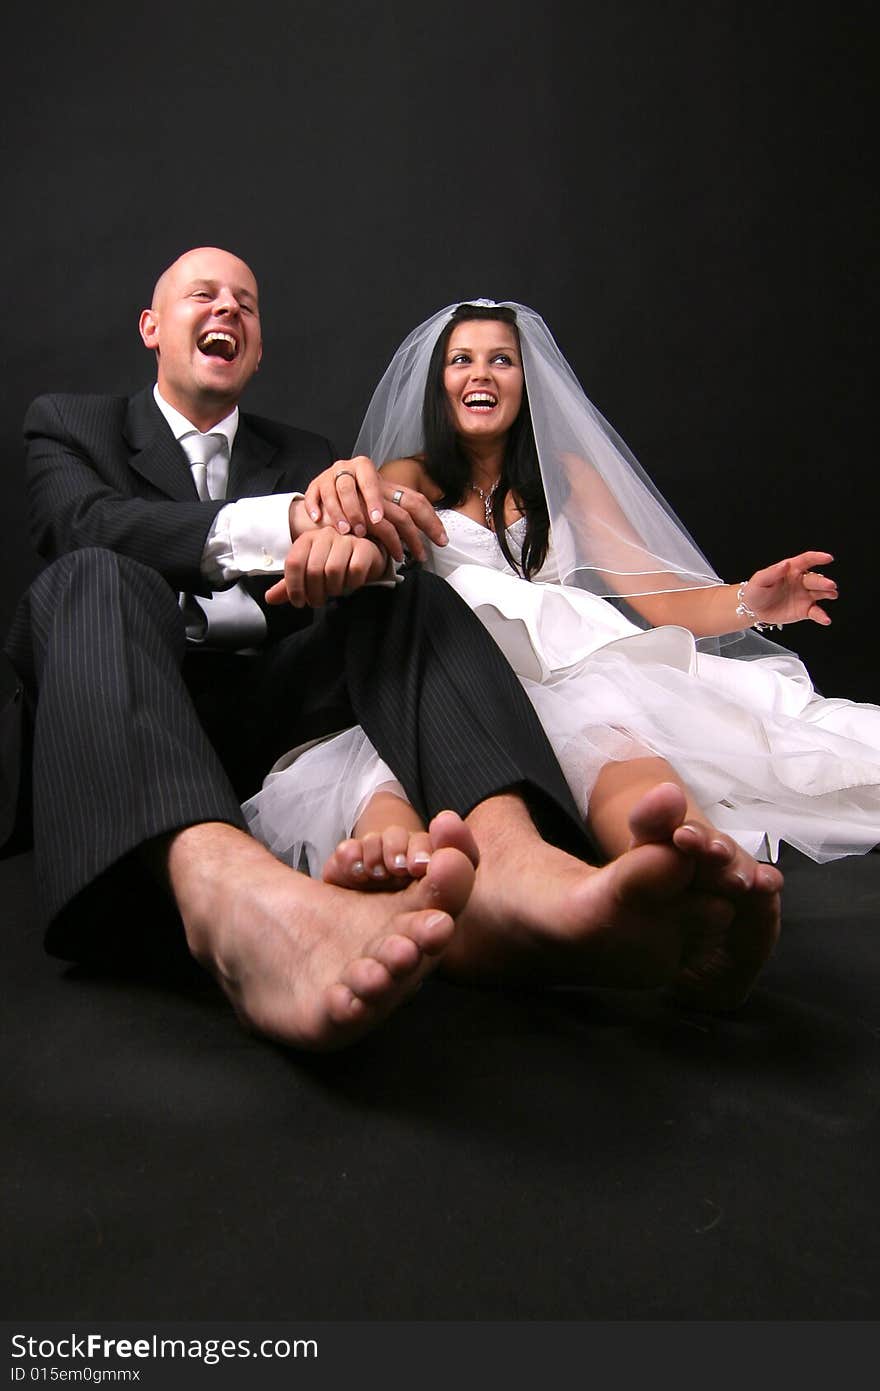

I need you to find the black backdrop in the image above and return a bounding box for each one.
[2,0,875,700]
[2,3,880,1349]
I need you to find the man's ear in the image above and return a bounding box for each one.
[139,308,159,350]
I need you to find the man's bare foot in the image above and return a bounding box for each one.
[439,793,732,990]
[323,826,434,891]
[629,781,782,1010]
[166,816,477,1051]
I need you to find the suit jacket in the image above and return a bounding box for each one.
[1,386,336,853]
[24,386,335,597]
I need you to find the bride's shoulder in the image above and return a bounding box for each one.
[380,454,442,501]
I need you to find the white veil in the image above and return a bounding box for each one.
[354,300,788,660]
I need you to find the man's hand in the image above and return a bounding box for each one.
[302,456,447,563]
[265,530,388,609]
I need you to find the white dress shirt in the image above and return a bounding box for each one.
[153,385,399,600]
[153,385,299,581]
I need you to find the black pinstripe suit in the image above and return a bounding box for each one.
[3,387,589,961]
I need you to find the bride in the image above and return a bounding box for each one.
[244,299,880,946]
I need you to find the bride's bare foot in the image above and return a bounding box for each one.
[324,825,434,892]
[440,793,731,990]
[166,817,477,1051]
[629,782,782,1010]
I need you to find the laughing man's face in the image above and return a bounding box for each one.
[139,246,263,427]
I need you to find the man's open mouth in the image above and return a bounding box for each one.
[197,331,239,362]
[463,392,497,412]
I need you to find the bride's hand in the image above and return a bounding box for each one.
[303,456,447,563]
[741,551,838,627]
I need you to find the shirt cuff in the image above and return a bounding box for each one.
[202,494,300,580]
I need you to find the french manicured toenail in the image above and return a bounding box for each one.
[371,866,386,878]
[412,852,431,864]
[393,854,407,868]
[352,861,365,875]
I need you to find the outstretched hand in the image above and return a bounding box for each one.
[742,551,838,627]
[303,456,447,563]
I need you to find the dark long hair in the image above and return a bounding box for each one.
[421,304,550,579]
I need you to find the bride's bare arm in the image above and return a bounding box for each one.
[630,554,838,635]
[379,455,443,500]
[559,457,836,635]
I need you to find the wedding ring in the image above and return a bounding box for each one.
[335,470,355,483]
[391,488,404,505]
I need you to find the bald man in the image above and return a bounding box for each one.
[0,249,554,1042]
[3,247,759,1049]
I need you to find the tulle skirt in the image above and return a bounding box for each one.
[243,566,880,874]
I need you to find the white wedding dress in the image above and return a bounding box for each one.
[243,511,880,874]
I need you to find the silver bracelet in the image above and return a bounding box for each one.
[735,581,783,632]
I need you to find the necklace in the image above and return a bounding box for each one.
[470,478,501,529]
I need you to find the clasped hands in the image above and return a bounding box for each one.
[739,551,838,628]
[266,462,841,626]
[265,456,442,608]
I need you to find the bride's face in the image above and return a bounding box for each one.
[443,320,524,444]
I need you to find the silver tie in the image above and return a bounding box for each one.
[180,432,268,650]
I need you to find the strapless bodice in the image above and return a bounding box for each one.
[427,509,527,579]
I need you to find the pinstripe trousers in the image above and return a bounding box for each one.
[6,547,590,962]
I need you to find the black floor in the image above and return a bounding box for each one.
[3,847,879,1321]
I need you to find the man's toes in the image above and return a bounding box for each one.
[628,782,689,846]
[404,907,457,957]
[428,810,480,869]
[325,982,370,1028]
[342,913,451,1001]
[420,846,476,921]
[371,931,423,979]
[341,953,398,1003]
